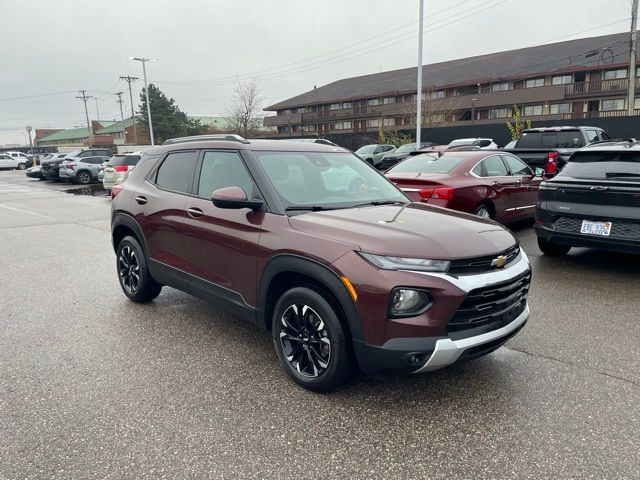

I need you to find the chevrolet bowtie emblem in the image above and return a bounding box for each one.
[491,255,507,268]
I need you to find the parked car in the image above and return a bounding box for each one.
[42,149,111,181]
[3,151,30,169]
[448,138,498,149]
[377,142,436,170]
[354,144,396,167]
[99,152,142,190]
[535,141,640,256]
[503,126,610,175]
[0,153,22,170]
[386,151,544,222]
[25,165,43,179]
[111,135,531,391]
[59,155,110,184]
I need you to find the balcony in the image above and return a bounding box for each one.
[263,113,302,127]
[563,109,640,119]
[564,78,639,98]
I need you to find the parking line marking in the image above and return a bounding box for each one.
[0,204,51,218]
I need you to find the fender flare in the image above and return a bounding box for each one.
[257,254,364,342]
[111,212,149,256]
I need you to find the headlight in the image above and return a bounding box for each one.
[359,252,450,272]
[389,288,432,317]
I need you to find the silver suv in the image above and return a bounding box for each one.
[59,156,111,184]
[98,152,142,191]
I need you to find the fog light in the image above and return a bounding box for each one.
[389,288,432,317]
[407,353,431,366]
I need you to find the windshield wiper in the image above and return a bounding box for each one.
[352,200,408,208]
[285,205,330,212]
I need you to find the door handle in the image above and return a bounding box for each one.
[135,196,147,205]
[187,207,204,218]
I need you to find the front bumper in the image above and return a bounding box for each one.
[58,168,73,180]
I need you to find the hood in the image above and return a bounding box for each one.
[288,203,517,260]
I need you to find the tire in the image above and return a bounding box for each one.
[272,287,354,392]
[17,163,26,170]
[475,204,493,219]
[116,235,162,302]
[77,171,91,184]
[537,237,571,256]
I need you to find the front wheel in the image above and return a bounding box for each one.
[116,236,162,302]
[538,237,571,256]
[272,287,354,392]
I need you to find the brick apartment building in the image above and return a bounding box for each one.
[264,32,640,137]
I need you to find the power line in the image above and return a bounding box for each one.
[0,91,76,102]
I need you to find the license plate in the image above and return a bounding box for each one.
[580,220,612,236]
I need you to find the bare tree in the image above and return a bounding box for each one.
[225,77,264,137]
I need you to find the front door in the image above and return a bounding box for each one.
[477,154,519,218]
[501,155,540,217]
[183,150,264,312]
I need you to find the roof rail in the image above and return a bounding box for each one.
[162,134,250,145]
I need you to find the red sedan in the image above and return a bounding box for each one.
[385,151,545,222]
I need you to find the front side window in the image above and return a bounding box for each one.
[155,151,198,194]
[197,151,256,199]
[585,130,599,143]
[478,155,509,177]
[254,151,406,209]
[502,155,532,176]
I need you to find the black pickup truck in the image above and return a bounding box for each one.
[504,126,611,175]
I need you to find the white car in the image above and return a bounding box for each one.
[5,151,31,169]
[0,153,23,169]
[448,138,498,150]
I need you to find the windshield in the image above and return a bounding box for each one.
[254,151,407,209]
[560,151,640,181]
[395,143,418,154]
[389,154,465,174]
[355,145,376,154]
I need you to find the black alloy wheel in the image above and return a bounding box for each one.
[118,245,140,295]
[279,303,332,377]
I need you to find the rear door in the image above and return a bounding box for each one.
[0,155,14,168]
[183,150,264,311]
[135,150,199,288]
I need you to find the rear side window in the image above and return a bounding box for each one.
[561,152,640,181]
[517,131,585,148]
[197,151,256,198]
[155,151,198,194]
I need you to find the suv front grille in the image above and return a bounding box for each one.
[448,246,520,274]
[554,216,640,240]
[447,270,530,334]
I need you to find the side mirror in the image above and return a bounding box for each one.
[534,167,545,177]
[211,186,263,210]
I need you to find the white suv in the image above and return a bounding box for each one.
[5,151,31,169]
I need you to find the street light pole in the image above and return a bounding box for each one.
[416,0,424,146]
[628,0,638,116]
[129,57,157,145]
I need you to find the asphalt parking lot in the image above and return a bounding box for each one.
[1,169,638,479]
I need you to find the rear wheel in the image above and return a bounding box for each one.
[475,204,493,219]
[116,236,162,302]
[77,171,91,184]
[538,237,571,256]
[272,287,354,392]
[16,163,26,170]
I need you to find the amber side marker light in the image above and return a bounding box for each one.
[341,276,358,302]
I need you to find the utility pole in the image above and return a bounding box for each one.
[628,0,638,116]
[120,75,139,144]
[76,90,94,139]
[129,57,158,145]
[416,0,424,146]
[115,91,124,121]
[94,97,100,121]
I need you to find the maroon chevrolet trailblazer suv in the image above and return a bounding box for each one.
[110,135,531,391]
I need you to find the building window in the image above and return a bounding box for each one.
[552,75,572,85]
[343,121,352,129]
[603,69,627,80]
[635,97,640,109]
[382,97,396,104]
[280,109,291,115]
[491,82,509,92]
[367,98,380,106]
[382,118,396,126]
[329,103,341,110]
[549,102,570,114]
[489,107,510,119]
[429,90,446,99]
[601,99,625,111]
[525,78,544,88]
[305,124,316,132]
[523,105,543,116]
[367,119,381,127]
[342,102,352,109]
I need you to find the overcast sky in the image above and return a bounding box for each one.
[0,0,632,145]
